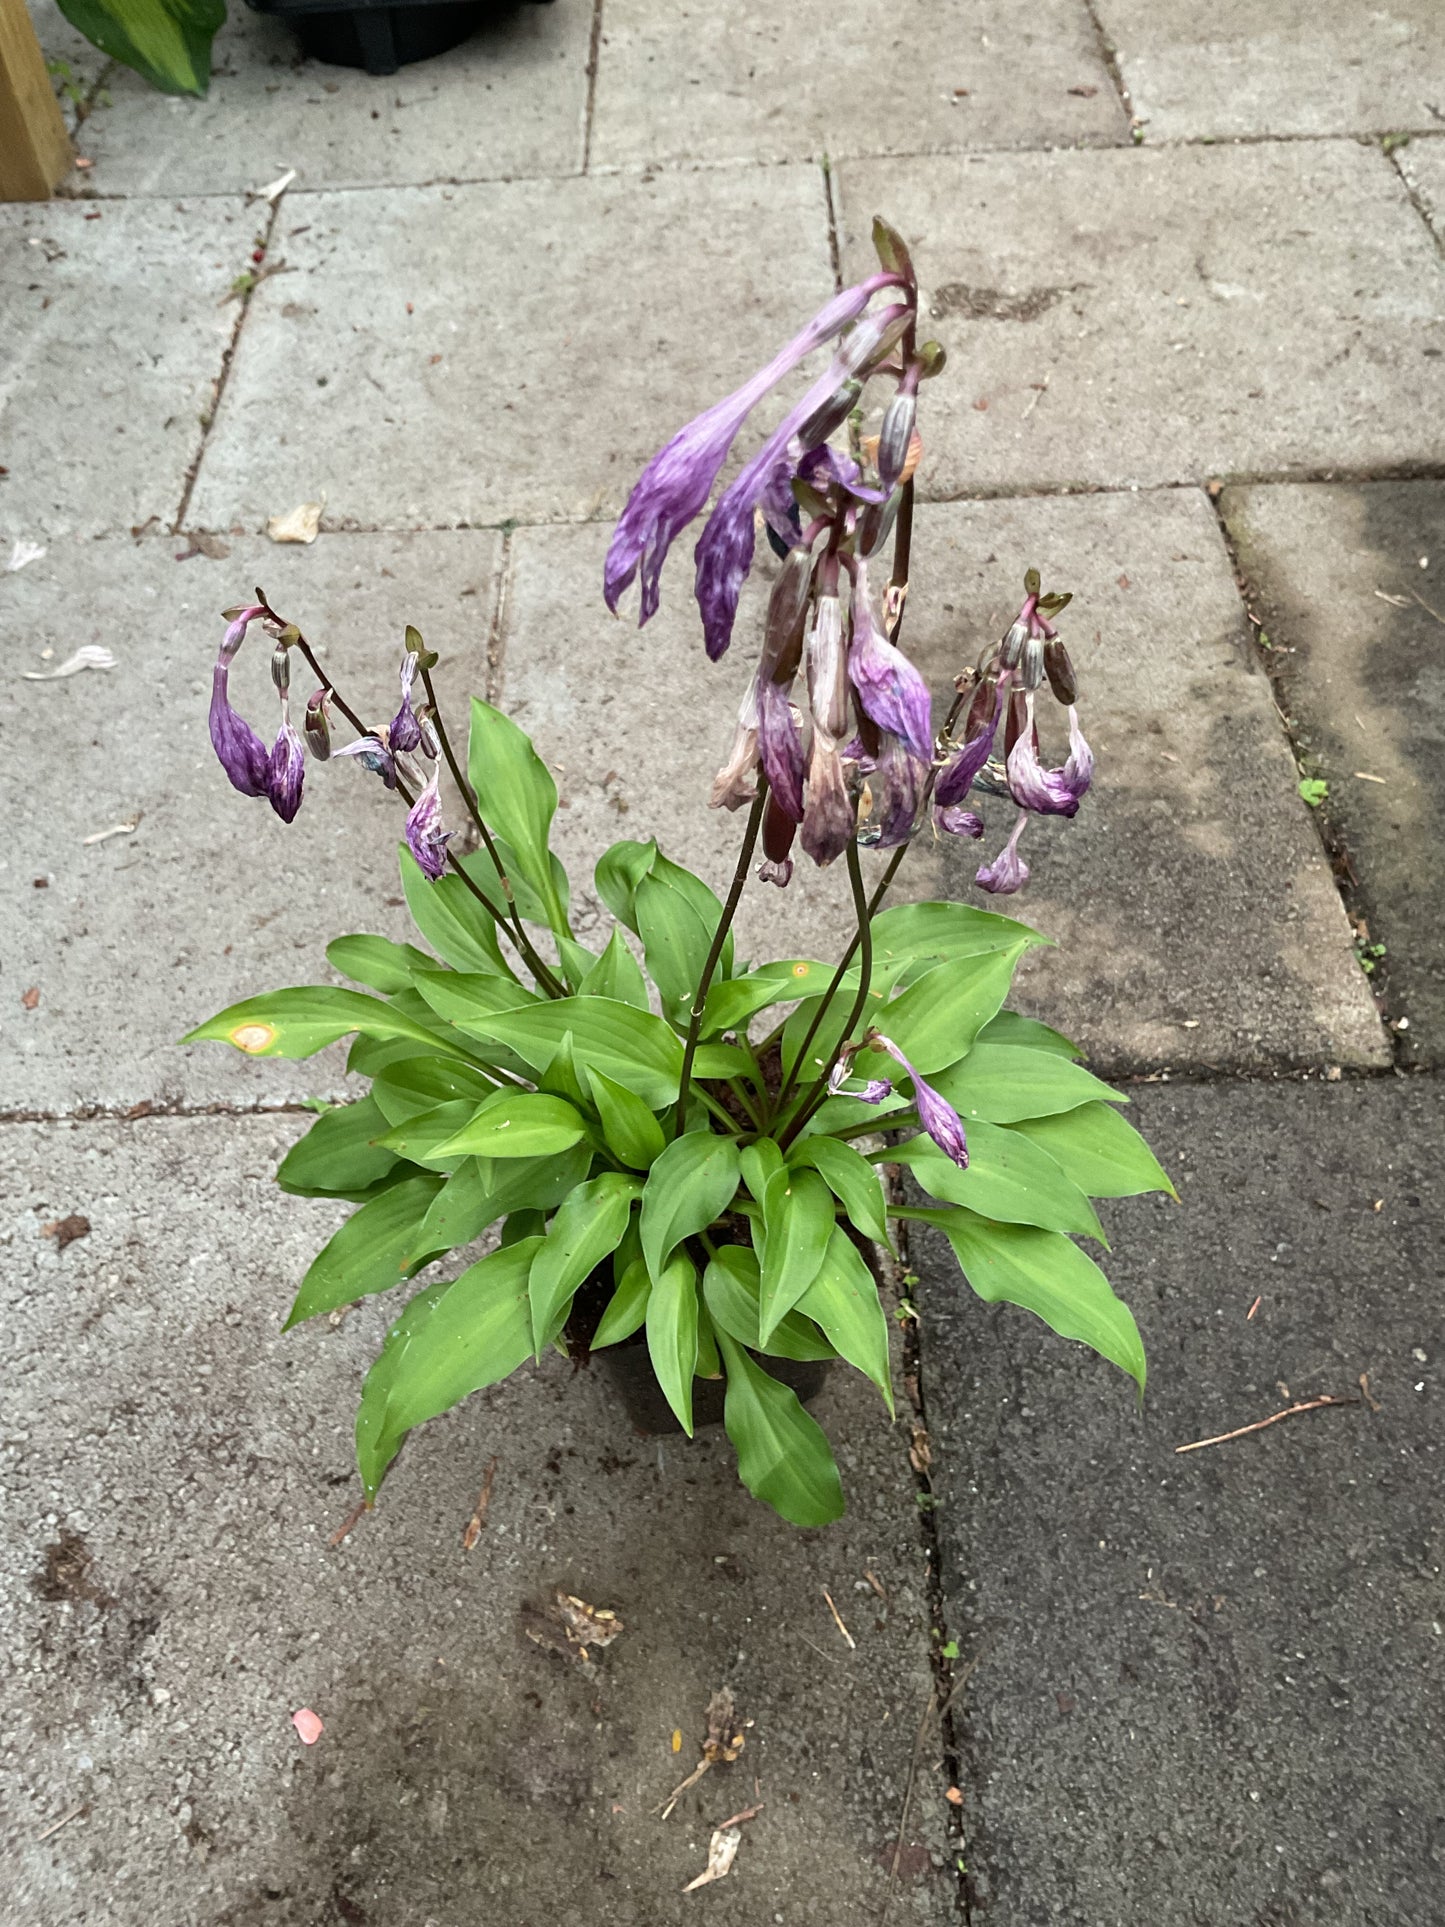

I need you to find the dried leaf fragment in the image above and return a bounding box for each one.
[703,1686,746,1764]
[42,1214,91,1250]
[520,1586,623,1663]
[267,501,323,545]
[683,1825,741,1892]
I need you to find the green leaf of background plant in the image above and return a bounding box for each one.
[974,1009,1083,1059]
[276,1097,399,1200]
[868,899,1049,969]
[410,970,538,1038]
[467,698,567,932]
[577,928,650,1010]
[640,1133,741,1281]
[557,935,599,993]
[371,1054,498,1126]
[417,1145,591,1254]
[740,1138,784,1205]
[400,844,512,978]
[594,838,658,933]
[326,933,436,995]
[890,1122,1106,1241]
[461,997,684,1110]
[646,1251,700,1434]
[795,1227,893,1411]
[183,986,448,1060]
[852,949,1024,1078]
[1006,1103,1176,1199]
[374,1101,478,1172]
[55,0,223,96]
[923,1207,1146,1392]
[433,1090,588,1160]
[354,1239,539,1499]
[701,960,833,1036]
[634,869,716,1025]
[286,1172,446,1328]
[789,1135,890,1247]
[931,1044,1127,1124]
[758,1166,835,1342]
[716,1330,845,1526]
[587,1068,665,1170]
[458,838,569,932]
[591,1256,652,1348]
[703,1246,834,1362]
[528,1172,640,1355]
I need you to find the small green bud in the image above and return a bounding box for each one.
[871,214,915,285]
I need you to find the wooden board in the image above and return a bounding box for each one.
[0,0,73,199]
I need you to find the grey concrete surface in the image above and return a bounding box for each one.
[189,166,835,535]
[1221,482,1445,1068]
[0,200,249,543]
[1,1115,949,1925]
[27,0,108,104]
[1399,137,1445,244]
[914,1078,1445,1926]
[1094,0,1445,140]
[1,531,501,1115]
[76,1,594,196]
[589,0,1124,169]
[836,141,1445,493]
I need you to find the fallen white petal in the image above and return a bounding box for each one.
[250,167,297,204]
[82,821,138,846]
[22,646,116,681]
[7,539,46,572]
[682,1827,741,1893]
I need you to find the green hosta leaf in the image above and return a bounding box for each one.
[371,1054,498,1126]
[347,1034,433,1079]
[594,838,657,933]
[400,844,512,979]
[537,1032,589,1108]
[557,935,599,993]
[796,1227,893,1410]
[691,1042,755,1080]
[373,1101,477,1172]
[411,970,539,1034]
[467,699,566,933]
[417,1145,592,1253]
[354,1238,539,1499]
[758,1166,835,1342]
[890,1122,1106,1242]
[459,839,570,932]
[431,1090,588,1161]
[701,960,834,1036]
[647,851,735,979]
[1007,1103,1176,1200]
[695,1301,721,1379]
[286,1172,446,1328]
[740,1138,785,1205]
[528,1172,641,1355]
[646,1251,700,1434]
[788,1136,890,1247]
[577,928,650,1011]
[716,1330,845,1527]
[461,997,684,1110]
[975,1009,1083,1059]
[183,986,447,1060]
[853,949,1025,1079]
[868,899,1049,971]
[55,0,223,96]
[932,1044,1127,1124]
[703,1246,835,1362]
[588,1068,665,1170]
[276,1097,398,1200]
[640,1133,741,1281]
[327,933,436,995]
[634,869,716,1026]
[924,1207,1146,1392]
[591,1256,652,1348]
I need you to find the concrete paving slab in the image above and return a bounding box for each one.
[189,166,835,534]
[1,1114,949,1924]
[1,531,500,1115]
[1221,481,1445,1067]
[1399,135,1445,243]
[901,490,1390,1072]
[1093,0,1445,140]
[915,1077,1445,1926]
[0,199,249,544]
[589,0,1124,170]
[77,0,593,197]
[836,141,1445,493]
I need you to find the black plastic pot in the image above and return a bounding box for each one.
[245,0,552,77]
[564,1271,833,1437]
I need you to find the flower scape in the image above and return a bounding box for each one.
[189,219,1172,1527]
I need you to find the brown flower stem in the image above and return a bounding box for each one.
[777,839,874,1151]
[673,783,768,1139]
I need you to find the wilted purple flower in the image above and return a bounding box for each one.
[756,676,806,821]
[863,732,929,848]
[805,594,849,740]
[334,735,398,790]
[757,794,798,887]
[605,276,904,630]
[936,679,1004,808]
[827,1057,893,1103]
[404,767,451,881]
[1062,705,1093,801]
[868,1032,969,1168]
[388,648,422,753]
[800,735,855,868]
[935,804,984,838]
[847,563,932,759]
[975,811,1030,896]
[219,603,266,663]
[710,685,760,812]
[1005,693,1087,817]
[267,712,306,824]
[210,660,270,799]
[757,858,793,888]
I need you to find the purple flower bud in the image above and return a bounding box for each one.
[997,619,1028,670]
[847,564,933,759]
[935,804,984,838]
[1043,636,1076,705]
[756,676,806,821]
[1019,633,1045,691]
[219,604,266,664]
[335,735,398,790]
[877,389,917,493]
[975,812,1030,895]
[800,736,855,868]
[869,1032,969,1168]
[806,594,849,741]
[270,642,291,693]
[797,376,863,450]
[209,660,270,799]
[266,715,306,824]
[1006,694,1082,817]
[388,648,422,753]
[404,767,451,881]
[761,546,812,680]
[827,1054,893,1102]
[303,689,332,760]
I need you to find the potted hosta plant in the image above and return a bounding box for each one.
[188,219,1171,1527]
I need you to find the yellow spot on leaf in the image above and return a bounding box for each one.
[230,1022,277,1055]
[791,963,810,978]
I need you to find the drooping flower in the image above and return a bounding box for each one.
[862,731,929,848]
[847,562,932,759]
[1062,705,1093,801]
[935,675,1003,808]
[334,735,398,790]
[975,811,1030,896]
[209,604,308,820]
[303,688,332,760]
[757,793,798,887]
[210,660,271,799]
[388,648,422,753]
[404,766,451,881]
[827,1058,893,1104]
[935,804,984,838]
[1005,692,1089,818]
[756,675,806,821]
[605,276,905,630]
[800,735,855,867]
[267,711,306,824]
[710,683,760,812]
[868,1032,969,1168]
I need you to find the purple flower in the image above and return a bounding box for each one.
[267,713,306,824]
[847,563,932,759]
[935,804,984,838]
[864,732,929,848]
[1063,705,1093,801]
[388,648,422,753]
[756,675,806,821]
[1006,693,1084,817]
[805,594,849,739]
[334,735,399,790]
[210,660,270,799]
[405,767,451,881]
[219,603,266,663]
[827,1057,893,1103]
[757,857,793,888]
[800,736,855,868]
[869,1032,969,1168]
[605,275,903,629]
[936,681,1004,808]
[975,811,1030,896]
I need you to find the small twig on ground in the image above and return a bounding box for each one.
[658,1760,710,1819]
[714,1801,764,1830]
[1359,1372,1381,1413]
[1174,1395,1358,1455]
[35,1803,87,1842]
[822,1586,856,1650]
[1409,587,1445,626]
[462,1455,498,1551]
[1246,1295,1262,1321]
[864,1568,888,1603]
[328,1496,370,1546]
